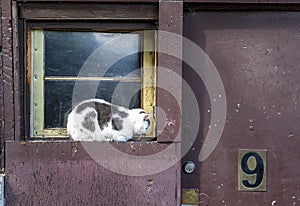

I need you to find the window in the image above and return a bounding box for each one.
[27,26,156,138]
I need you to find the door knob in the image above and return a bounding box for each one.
[183,161,196,174]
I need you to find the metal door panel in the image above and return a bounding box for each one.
[183,11,300,205]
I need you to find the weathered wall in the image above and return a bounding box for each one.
[6,142,180,205]
[0,0,4,171]
[2,1,182,205]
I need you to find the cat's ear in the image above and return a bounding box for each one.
[143,113,151,121]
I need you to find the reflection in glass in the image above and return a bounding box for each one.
[43,31,143,129]
[44,81,141,128]
[45,31,141,77]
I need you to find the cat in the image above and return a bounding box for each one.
[67,99,151,142]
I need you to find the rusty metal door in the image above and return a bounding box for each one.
[182,10,300,205]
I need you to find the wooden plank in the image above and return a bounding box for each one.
[157,2,183,204]
[17,0,158,2]
[15,0,300,3]
[5,141,180,205]
[2,0,14,141]
[13,1,22,140]
[157,1,183,143]
[0,0,3,171]
[20,3,158,20]
[184,0,300,3]
[27,21,157,30]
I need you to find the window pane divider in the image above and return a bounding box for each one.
[44,76,142,82]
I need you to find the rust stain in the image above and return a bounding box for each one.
[71,142,78,156]
[21,141,47,146]
[129,141,134,149]
[147,177,153,192]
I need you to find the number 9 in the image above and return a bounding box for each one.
[241,152,264,188]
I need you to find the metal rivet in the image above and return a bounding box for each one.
[249,125,254,131]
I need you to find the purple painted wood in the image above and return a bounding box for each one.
[16,0,159,3]
[12,1,22,140]
[19,3,158,20]
[2,0,14,141]
[157,1,183,143]
[6,141,180,205]
[14,0,300,3]
[184,0,300,2]
[0,0,3,170]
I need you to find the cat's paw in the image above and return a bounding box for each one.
[115,136,130,142]
[104,138,114,142]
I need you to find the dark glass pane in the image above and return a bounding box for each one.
[44,81,74,128]
[45,31,141,78]
[97,81,141,108]
[44,80,141,128]
[45,31,100,76]
[101,53,141,78]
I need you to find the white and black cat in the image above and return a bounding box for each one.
[67,99,151,142]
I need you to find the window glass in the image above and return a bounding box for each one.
[30,29,156,137]
[42,31,142,130]
[44,81,141,129]
[44,31,141,77]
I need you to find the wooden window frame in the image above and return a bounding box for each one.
[4,1,184,143]
[28,28,156,138]
[19,3,158,139]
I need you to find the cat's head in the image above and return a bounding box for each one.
[130,109,151,135]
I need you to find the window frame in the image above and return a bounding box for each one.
[25,21,157,139]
